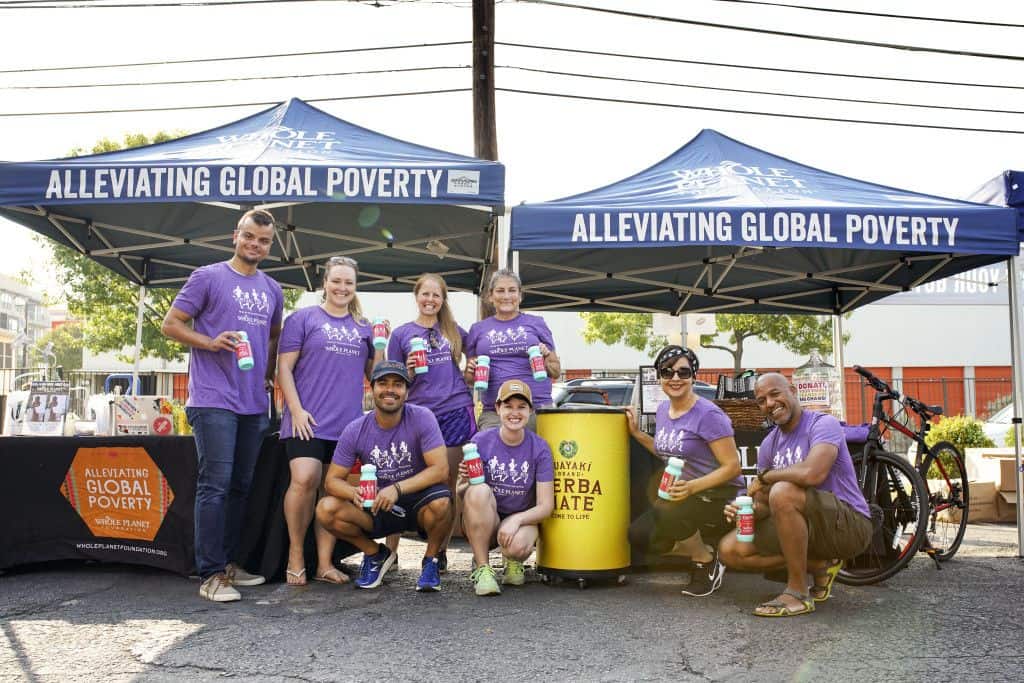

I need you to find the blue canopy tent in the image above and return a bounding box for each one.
[510,130,1017,316]
[0,97,504,387]
[0,98,505,294]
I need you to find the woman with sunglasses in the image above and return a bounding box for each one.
[465,268,560,431]
[277,256,384,586]
[385,273,475,571]
[624,345,743,598]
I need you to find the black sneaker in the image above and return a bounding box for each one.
[437,549,448,574]
[680,549,725,597]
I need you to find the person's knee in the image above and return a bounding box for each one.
[717,533,741,567]
[462,485,494,519]
[289,466,320,493]
[768,481,805,512]
[421,496,453,527]
[505,539,534,560]
[315,496,343,526]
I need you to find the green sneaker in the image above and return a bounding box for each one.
[471,564,501,596]
[503,558,525,586]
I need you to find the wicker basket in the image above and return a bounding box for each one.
[713,399,766,430]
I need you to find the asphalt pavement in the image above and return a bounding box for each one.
[1,523,1022,682]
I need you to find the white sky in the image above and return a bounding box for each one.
[1,0,1023,296]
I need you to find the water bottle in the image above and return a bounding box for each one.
[528,345,546,381]
[372,317,388,351]
[409,337,429,375]
[473,355,491,391]
[657,456,685,500]
[235,331,254,371]
[462,443,486,485]
[358,464,377,509]
[735,495,755,542]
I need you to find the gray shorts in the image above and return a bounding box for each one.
[753,487,873,561]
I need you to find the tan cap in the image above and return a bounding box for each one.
[496,379,533,407]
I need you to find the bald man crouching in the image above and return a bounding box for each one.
[717,373,872,617]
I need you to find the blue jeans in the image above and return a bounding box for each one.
[187,407,269,579]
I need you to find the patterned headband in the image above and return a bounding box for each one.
[654,345,700,374]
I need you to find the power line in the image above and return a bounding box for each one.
[497,41,1024,92]
[496,87,1024,135]
[704,0,1024,29]
[519,0,1024,63]
[0,0,393,7]
[0,88,470,117]
[0,64,469,90]
[501,65,1024,116]
[0,40,470,74]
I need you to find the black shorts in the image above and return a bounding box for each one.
[283,437,338,464]
[367,483,452,538]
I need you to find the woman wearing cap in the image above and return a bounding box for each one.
[624,345,743,598]
[385,273,475,571]
[277,256,384,585]
[458,379,554,596]
[464,268,560,431]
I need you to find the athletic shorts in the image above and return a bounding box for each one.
[283,437,338,464]
[367,483,452,539]
[753,487,873,561]
[436,405,477,447]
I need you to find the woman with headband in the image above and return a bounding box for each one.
[625,345,743,598]
[277,256,384,586]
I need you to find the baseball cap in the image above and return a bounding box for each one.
[496,379,532,407]
[370,360,411,385]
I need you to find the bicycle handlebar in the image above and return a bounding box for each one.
[853,365,900,399]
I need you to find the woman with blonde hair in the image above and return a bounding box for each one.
[277,256,384,585]
[386,273,475,571]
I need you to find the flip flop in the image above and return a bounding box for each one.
[315,568,349,585]
[286,568,307,586]
[810,560,843,603]
[753,588,815,618]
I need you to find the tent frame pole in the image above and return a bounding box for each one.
[1005,256,1024,556]
[832,313,846,422]
[131,284,145,396]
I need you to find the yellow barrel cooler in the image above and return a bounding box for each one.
[536,405,630,588]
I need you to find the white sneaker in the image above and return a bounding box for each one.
[226,562,265,587]
[199,573,241,602]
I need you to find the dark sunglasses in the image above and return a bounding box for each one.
[658,367,694,380]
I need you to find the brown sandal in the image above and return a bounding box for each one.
[315,568,350,585]
[753,588,815,617]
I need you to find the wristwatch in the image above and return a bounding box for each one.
[757,467,772,486]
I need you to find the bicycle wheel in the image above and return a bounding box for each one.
[837,449,929,586]
[920,440,969,561]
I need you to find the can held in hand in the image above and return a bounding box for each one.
[235,331,254,371]
[359,464,378,509]
[473,355,491,391]
[409,337,429,374]
[528,345,546,381]
[462,443,486,485]
[657,456,685,500]
[372,317,389,351]
[735,495,755,542]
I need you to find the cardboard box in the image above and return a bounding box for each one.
[966,481,998,524]
[996,491,1018,523]
[998,459,1018,493]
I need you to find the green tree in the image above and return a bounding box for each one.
[31,322,84,373]
[580,312,846,372]
[38,131,300,362]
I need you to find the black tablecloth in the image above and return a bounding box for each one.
[0,434,356,579]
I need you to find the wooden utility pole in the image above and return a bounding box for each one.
[473,0,499,318]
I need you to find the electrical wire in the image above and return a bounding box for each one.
[518,0,1024,62]
[496,86,1024,135]
[0,41,469,74]
[703,0,1024,29]
[0,88,470,117]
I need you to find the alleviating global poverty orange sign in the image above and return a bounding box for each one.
[60,447,174,541]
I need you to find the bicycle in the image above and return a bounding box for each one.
[836,366,930,586]
[892,395,969,563]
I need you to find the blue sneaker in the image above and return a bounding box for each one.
[355,544,395,589]
[416,556,441,592]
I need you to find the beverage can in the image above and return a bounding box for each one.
[359,464,378,509]
[528,345,546,381]
[235,330,254,371]
[735,495,755,542]
[463,443,486,485]
[372,317,389,351]
[473,355,491,391]
[657,456,685,500]
[410,337,429,374]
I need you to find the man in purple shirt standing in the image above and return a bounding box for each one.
[317,360,453,592]
[161,209,284,603]
[719,373,872,617]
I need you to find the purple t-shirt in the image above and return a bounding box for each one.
[279,306,373,441]
[654,397,744,489]
[386,322,473,415]
[172,262,283,414]
[464,313,555,410]
[471,428,554,515]
[757,410,871,518]
[332,403,445,487]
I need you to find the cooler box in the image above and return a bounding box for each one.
[536,405,630,585]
